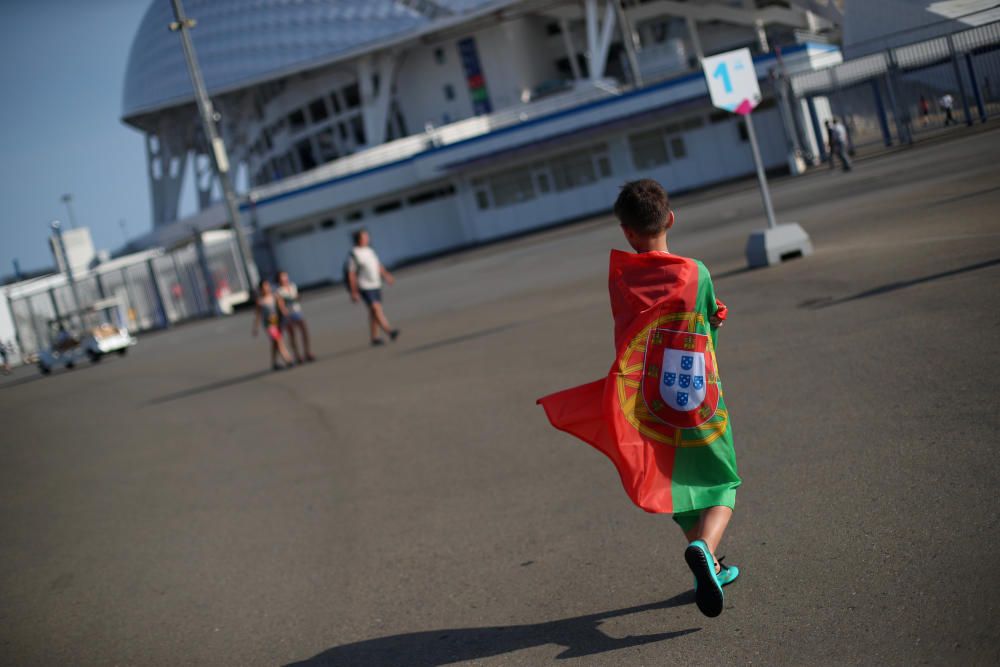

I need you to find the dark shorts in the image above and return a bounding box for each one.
[360,289,382,306]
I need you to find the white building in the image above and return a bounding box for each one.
[123,0,842,287]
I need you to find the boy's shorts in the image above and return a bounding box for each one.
[360,289,382,306]
[672,511,701,533]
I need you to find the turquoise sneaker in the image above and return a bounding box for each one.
[716,557,740,587]
[685,540,724,617]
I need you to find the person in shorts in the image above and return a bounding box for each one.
[276,270,315,363]
[346,229,400,346]
[252,279,295,370]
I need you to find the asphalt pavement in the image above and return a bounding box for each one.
[2,127,999,666]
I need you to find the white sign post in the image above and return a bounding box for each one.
[702,48,812,268]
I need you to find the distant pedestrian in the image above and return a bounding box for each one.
[826,117,852,172]
[252,279,294,370]
[346,229,399,346]
[0,341,10,375]
[940,93,956,126]
[276,270,314,363]
[919,95,930,126]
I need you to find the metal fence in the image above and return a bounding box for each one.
[787,19,1000,160]
[4,231,249,362]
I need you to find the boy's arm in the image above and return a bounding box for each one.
[379,264,395,286]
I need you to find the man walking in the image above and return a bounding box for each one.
[346,229,400,346]
[826,117,852,172]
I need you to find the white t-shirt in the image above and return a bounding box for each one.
[940,94,954,109]
[347,246,382,290]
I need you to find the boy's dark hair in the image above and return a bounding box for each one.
[352,228,367,245]
[614,179,671,236]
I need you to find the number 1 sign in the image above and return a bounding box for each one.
[702,48,761,116]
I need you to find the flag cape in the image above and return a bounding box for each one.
[537,250,740,516]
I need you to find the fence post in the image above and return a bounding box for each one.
[947,34,973,127]
[965,52,988,122]
[94,271,107,299]
[884,50,911,144]
[870,78,893,146]
[146,259,170,329]
[192,229,221,316]
[805,96,827,163]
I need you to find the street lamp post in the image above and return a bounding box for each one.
[168,0,258,298]
[60,193,78,229]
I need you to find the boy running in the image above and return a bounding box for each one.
[538,179,741,618]
[346,229,400,346]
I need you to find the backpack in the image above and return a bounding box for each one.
[342,249,359,293]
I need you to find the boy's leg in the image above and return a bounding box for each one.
[371,302,393,335]
[299,321,314,358]
[368,307,380,341]
[681,506,733,571]
[285,324,301,362]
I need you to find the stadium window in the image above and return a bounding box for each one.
[536,172,551,194]
[288,109,307,133]
[330,92,342,114]
[279,224,316,241]
[315,128,339,163]
[737,123,749,142]
[489,169,536,207]
[443,84,455,101]
[309,98,329,122]
[474,190,490,210]
[374,200,402,215]
[407,184,456,206]
[709,110,730,124]
[343,83,361,108]
[434,47,445,64]
[596,155,612,178]
[629,130,669,169]
[320,218,336,229]
[682,116,705,130]
[296,140,317,170]
[346,210,364,222]
[338,121,349,141]
[546,22,561,36]
[351,116,366,145]
[550,150,597,191]
[670,136,687,159]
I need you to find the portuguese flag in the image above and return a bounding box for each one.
[537,250,740,518]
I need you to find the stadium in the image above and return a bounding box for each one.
[122,0,846,286]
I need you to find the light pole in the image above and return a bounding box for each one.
[51,220,84,326]
[168,0,258,297]
[60,193,78,229]
[119,219,129,247]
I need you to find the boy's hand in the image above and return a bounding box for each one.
[385,274,395,286]
[350,290,360,304]
[709,313,725,328]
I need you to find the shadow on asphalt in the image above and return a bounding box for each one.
[400,323,522,355]
[144,345,371,405]
[286,592,699,666]
[0,356,114,391]
[800,257,1000,310]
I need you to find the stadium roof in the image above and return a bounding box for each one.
[122,0,515,122]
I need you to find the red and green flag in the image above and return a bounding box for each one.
[537,250,740,518]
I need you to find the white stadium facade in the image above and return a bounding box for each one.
[123,0,847,286]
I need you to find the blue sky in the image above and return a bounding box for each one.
[0,0,159,275]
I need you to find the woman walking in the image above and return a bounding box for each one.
[276,270,314,363]
[252,279,294,370]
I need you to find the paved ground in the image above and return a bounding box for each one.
[2,127,999,666]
